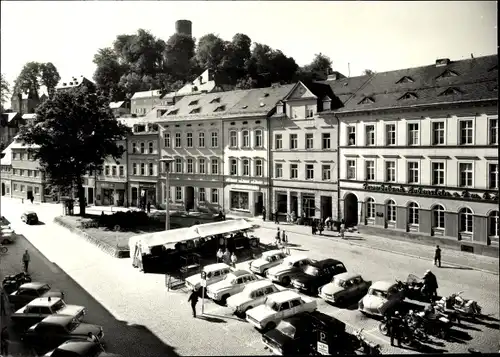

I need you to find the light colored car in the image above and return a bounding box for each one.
[206,270,258,304]
[246,290,317,331]
[1,227,17,244]
[226,280,281,316]
[319,272,372,305]
[266,255,314,286]
[185,263,233,292]
[250,250,288,275]
[358,281,405,316]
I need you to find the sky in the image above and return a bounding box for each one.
[1,1,497,102]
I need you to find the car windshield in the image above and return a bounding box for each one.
[369,288,388,298]
[39,285,51,294]
[225,274,237,281]
[265,299,279,311]
[333,278,345,287]
[65,319,80,332]
[52,300,66,312]
[304,266,319,276]
[276,320,296,338]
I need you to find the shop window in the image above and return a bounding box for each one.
[366,198,375,219]
[386,200,396,222]
[408,202,419,225]
[489,211,499,243]
[211,189,218,204]
[302,196,315,218]
[231,191,249,210]
[432,205,445,229]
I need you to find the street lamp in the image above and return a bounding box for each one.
[160,156,174,230]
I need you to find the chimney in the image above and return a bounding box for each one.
[471,53,474,59]
[436,58,450,67]
[17,93,23,114]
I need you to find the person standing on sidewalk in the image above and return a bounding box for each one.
[0,289,7,316]
[1,326,9,356]
[274,209,279,224]
[230,252,237,268]
[22,249,31,273]
[434,245,441,267]
[275,228,281,246]
[262,207,266,221]
[216,248,224,263]
[340,222,346,239]
[188,289,199,318]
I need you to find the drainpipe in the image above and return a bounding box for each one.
[334,113,341,222]
[266,115,272,221]
[221,118,225,214]
[125,136,129,208]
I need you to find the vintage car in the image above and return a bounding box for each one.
[226,280,281,317]
[358,281,405,317]
[44,340,122,357]
[23,315,104,354]
[250,250,288,276]
[9,282,64,309]
[12,297,86,330]
[21,211,39,225]
[185,263,233,292]
[246,290,317,331]
[291,259,347,295]
[1,227,17,244]
[319,272,372,305]
[262,311,349,356]
[266,255,314,286]
[206,270,259,304]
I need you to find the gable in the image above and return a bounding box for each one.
[439,87,463,96]
[396,76,414,84]
[285,82,317,101]
[436,69,459,79]
[398,92,418,101]
[358,97,375,105]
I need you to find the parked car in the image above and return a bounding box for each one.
[246,290,317,331]
[266,255,314,286]
[9,282,64,309]
[358,281,405,317]
[1,227,17,244]
[185,263,233,293]
[262,311,349,356]
[319,272,372,305]
[23,315,104,354]
[44,339,122,357]
[226,280,281,317]
[21,211,39,225]
[291,259,347,295]
[11,297,86,331]
[249,250,288,276]
[206,270,258,304]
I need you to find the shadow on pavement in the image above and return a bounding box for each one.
[457,323,482,332]
[197,314,227,323]
[33,221,45,226]
[447,328,473,343]
[438,265,473,270]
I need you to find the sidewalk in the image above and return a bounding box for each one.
[232,215,499,275]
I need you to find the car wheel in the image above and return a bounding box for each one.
[378,322,389,336]
[1,239,9,245]
[265,322,276,332]
[336,297,344,306]
[221,294,230,305]
[281,276,291,286]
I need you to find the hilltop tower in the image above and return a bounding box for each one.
[175,20,192,37]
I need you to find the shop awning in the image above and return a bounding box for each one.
[193,219,253,238]
[128,227,200,253]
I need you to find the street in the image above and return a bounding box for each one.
[1,197,499,356]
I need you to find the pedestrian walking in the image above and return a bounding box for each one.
[262,207,266,221]
[223,248,231,265]
[340,222,346,239]
[1,326,9,356]
[275,228,281,246]
[22,249,30,273]
[434,245,441,267]
[274,209,279,224]
[147,202,151,214]
[216,248,224,263]
[281,231,289,255]
[0,290,7,316]
[230,252,237,268]
[390,311,402,347]
[311,220,316,235]
[188,289,199,317]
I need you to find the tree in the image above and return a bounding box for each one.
[18,87,131,215]
[363,69,375,76]
[39,63,61,97]
[164,33,196,82]
[13,62,60,98]
[93,48,127,101]
[1,74,10,110]
[299,53,333,82]
[195,34,227,72]
[219,33,252,84]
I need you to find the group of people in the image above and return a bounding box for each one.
[216,248,237,267]
[275,228,290,254]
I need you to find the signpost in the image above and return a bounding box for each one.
[317,330,329,355]
[201,271,207,314]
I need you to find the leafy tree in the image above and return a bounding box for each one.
[246,43,298,87]
[363,69,375,76]
[299,53,333,82]
[195,34,227,71]
[39,63,61,97]
[164,33,196,82]
[18,87,131,215]
[93,48,127,101]
[235,76,257,89]
[13,62,60,98]
[219,33,252,84]
[1,74,10,109]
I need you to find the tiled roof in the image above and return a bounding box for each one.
[1,141,13,165]
[130,89,163,100]
[109,101,125,109]
[56,76,94,90]
[226,84,295,116]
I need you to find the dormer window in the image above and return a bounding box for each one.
[214,105,226,112]
[396,76,414,84]
[358,97,375,105]
[210,97,221,104]
[167,109,179,116]
[190,107,201,114]
[436,69,459,79]
[398,92,418,100]
[439,87,463,96]
[306,107,314,118]
[189,100,199,106]
[276,103,284,114]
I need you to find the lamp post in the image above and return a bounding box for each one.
[160,156,174,230]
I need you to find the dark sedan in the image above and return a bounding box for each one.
[44,339,121,357]
[21,211,39,225]
[291,259,347,295]
[9,282,64,309]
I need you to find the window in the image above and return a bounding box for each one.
[199,158,206,174]
[408,161,419,183]
[432,122,445,145]
[140,163,145,176]
[290,134,298,149]
[231,191,249,210]
[164,133,170,148]
[306,164,314,180]
[365,160,375,181]
[459,163,473,187]
[490,118,498,145]
[211,159,218,175]
[175,187,182,201]
[186,133,193,148]
[242,130,250,148]
[211,189,219,204]
[347,160,356,179]
[175,158,182,173]
[187,158,193,173]
[242,159,250,176]
[105,166,110,176]
[408,202,419,225]
[386,200,396,222]
[230,159,238,175]
[211,132,218,148]
[149,163,154,175]
[322,133,331,149]
[274,134,283,150]
[133,163,137,175]
[13,184,17,191]
[255,159,263,177]
[112,166,117,176]
[19,169,24,176]
[229,131,238,148]
[348,126,356,145]
[27,170,32,177]
[385,161,396,182]
[255,130,263,148]
[489,164,498,189]
[366,198,375,219]
[365,125,375,146]
[459,120,473,145]
[175,133,181,148]
[306,133,314,149]
[119,166,124,176]
[459,207,473,233]
[140,142,145,154]
[432,162,445,185]
[148,142,154,154]
[408,123,419,145]
[290,164,298,179]
[34,187,40,194]
[198,132,205,147]
[199,188,206,202]
[322,165,331,181]
[489,211,499,238]
[306,107,314,118]
[275,163,283,178]
[33,171,38,178]
[385,124,396,145]
[433,205,445,229]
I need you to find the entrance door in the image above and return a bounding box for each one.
[344,193,358,227]
[1,182,5,196]
[131,187,138,207]
[27,188,33,200]
[291,196,298,216]
[255,193,263,215]
[186,186,195,211]
[321,196,332,220]
[87,187,94,205]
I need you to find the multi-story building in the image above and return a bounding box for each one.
[269,82,339,221]
[94,139,128,206]
[56,76,95,92]
[332,55,498,253]
[109,101,131,117]
[0,143,13,197]
[130,90,164,117]
[10,90,47,115]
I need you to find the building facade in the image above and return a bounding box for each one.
[8,140,45,202]
[1,144,12,197]
[95,139,128,206]
[130,90,164,116]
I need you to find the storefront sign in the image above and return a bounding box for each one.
[100,183,115,189]
[317,330,329,355]
[362,183,499,202]
[140,183,156,190]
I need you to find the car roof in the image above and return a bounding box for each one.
[230,269,252,277]
[283,311,346,331]
[283,255,309,263]
[334,272,361,281]
[268,290,300,303]
[54,339,97,353]
[371,281,395,291]
[205,263,230,271]
[19,282,48,290]
[41,314,74,325]
[262,249,284,257]
[27,297,61,307]
[309,259,343,268]
[24,211,37,215]
[244,280,274,291]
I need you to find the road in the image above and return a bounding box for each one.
[1,197,499,355]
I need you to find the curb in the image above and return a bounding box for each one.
[256,225,499,276]
[53,217,129,259]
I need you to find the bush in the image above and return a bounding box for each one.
[98,211,149,230]
[81,221,99,229]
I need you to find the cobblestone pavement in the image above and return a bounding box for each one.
[2,197,499,355]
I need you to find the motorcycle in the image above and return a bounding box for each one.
[408,310,451,340]
[397,275,435,302]
[378,314,427,343]
[435,292,482,319]
[1,272,32,294]
[352,329,381,355]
